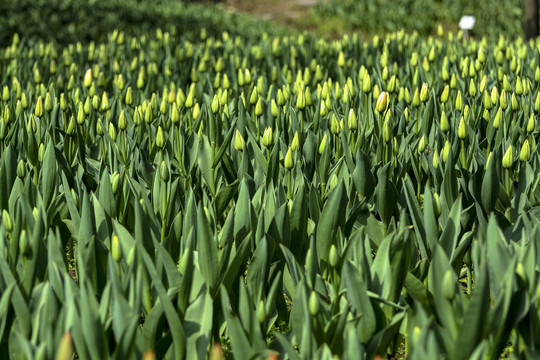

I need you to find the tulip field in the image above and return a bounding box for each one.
[1,6,540,360]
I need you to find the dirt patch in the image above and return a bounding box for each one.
[224,0,323,28]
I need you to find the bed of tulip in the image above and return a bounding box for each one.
[0,25,540,359]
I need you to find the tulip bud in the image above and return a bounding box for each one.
[418,135,426,153]
[450,73,457,89]
[284,147,294,170]
[271,100,278,117]
[262,127,273,147]
[329,244,339,268]
[192,103,200,119]
[304,291,320,321]
[112,235,123,262]
[520,140,531,161]
[442,141,450,162]
[118,110,127,131]
[511,93,519,111]
[383,120,391,143]
[2,210,13,233]
[155,126,165,149]
[56,332,74,360]
[17,159,26,179]
[441,270,455,300]
[160,160,170,182]
[362,73,371,93]
[296,90,305,110]
[254,98,263,117]
[412,87,421,107]
[376,91,389,113]
[211,95,219,114]
[455,91,463,111]
[503,75,512,92]
[440,85,449,104]
[348,109,357,131]
[491,86,499,105]
[234,130,244,151]
[502,145,514,169]
[458,117,467,139]
[3,105,10,125]
[291,131,299,151]
[108,122,117,141]
[83,69,92,88]
[527,113,535,133]
[34,96,44,118]
[319,133,327,155]
[337,51,345,67]
[44,92,53,112]
[111,172,121,195]
[420,83,429,102]
[469,78,477,97]
[330,114,340,135]
[433,192,441,217]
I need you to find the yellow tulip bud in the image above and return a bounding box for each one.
[234,130,244,151]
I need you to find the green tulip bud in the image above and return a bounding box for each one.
[383,120,391,143]
[234,130,244,151]
[160,161,170,182]
[118,110,127,131]
[296,90,305,110]
[329,244,339,268]
[511,93,519,111]
[56,332,75,360]
[527,113,535,133]
[3,105,10,125]
[91,95,99,112]
[442,141,450,162]
[271,100,278,117]
[515,76,523,95]
[491,86,499,105]
[348,109,357,131]
[34,96,44,118]
[284,146,294,170]
[418,135,426,153]
[337,51,345,67]
[112,235,123,262]
[159,97,168,115]
[440,85,449,104]
[440,111,449,133]
[111,172,121,195]
[1,86,9,102]
[17,159,26,179]
[420,82,429,102]
[308,291,320,316]
[503,75,511,92]
[441,270,455,300]
[108,122,117,141]
[2,210,13,233]
[411,52,418,67]
[319,133,327,155]
[376,91,389,113]
[156,126,165,149]
[124,86,133,106]
[192,103,201,119]
[483,91,492,110]
[44,92,53,112]
[412,87,421,107]
[362,73,371,93]
[96,118,104,136]
[291,131,299,151]
[450,73,458,89]
[330,114,340,135]
[83,68,93,88]
[19,229,29,256]
[255,98,263,117]
[211,95,219,114]
[455,91,463,111]
[502,145,514,169]
[520,140,531,161]
[493,107,502,129]
[469,78,477,97]
[458,117,467,139]
[262,127,273,148]
[433,192,441,217]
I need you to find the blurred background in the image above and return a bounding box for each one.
[0,0,531,46]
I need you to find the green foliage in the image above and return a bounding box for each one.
[0,17,540,360]
[317,0,523,39]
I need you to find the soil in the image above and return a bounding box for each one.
[223,0,324,31]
